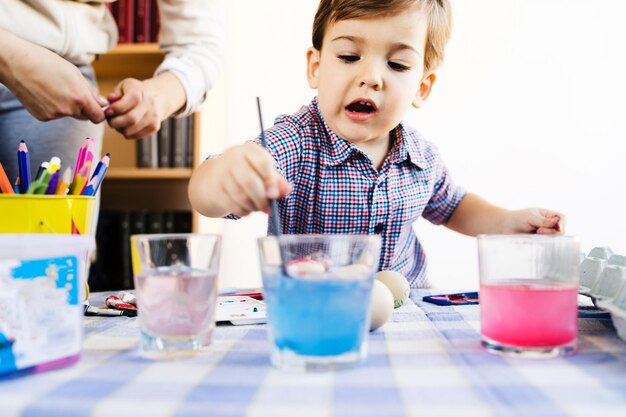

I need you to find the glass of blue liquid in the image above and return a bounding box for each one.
[258,235,381,371]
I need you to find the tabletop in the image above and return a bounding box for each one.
[1,290,625,417]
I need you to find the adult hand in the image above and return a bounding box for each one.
[105,72,186,139]
[0,30,106,123]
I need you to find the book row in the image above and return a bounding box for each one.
[89,209,193,291]
[137,115,195,168]
[108,0,160,44]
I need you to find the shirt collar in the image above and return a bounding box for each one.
[310,97,426,169]
[387,124,427,169]
[311,98,365,166]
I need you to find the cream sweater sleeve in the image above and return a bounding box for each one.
[155,0,225,117]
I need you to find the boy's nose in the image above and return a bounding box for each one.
[359,64,383,91]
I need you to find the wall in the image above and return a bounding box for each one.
[200,0,626,290]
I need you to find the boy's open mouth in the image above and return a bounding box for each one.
[345,99,377,114]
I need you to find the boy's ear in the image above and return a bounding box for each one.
[306,47,321,89]
[412,72,436,108]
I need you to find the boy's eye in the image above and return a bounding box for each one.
[338,55,360,63]
[388,61,410,71]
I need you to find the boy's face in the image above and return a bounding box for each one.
[307,5,434,145]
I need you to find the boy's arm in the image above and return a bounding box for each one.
[188,143,291,218]
[445,193,564,236]
[188,155,233,218]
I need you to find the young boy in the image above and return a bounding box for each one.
[188,0,565,288]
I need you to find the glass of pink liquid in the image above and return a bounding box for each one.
[478,235,580,358]
[132,234,221,359]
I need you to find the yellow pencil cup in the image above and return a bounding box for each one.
[0,195,95,235]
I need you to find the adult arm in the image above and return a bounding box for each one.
[105,0,224,139]
[0,28,106,123]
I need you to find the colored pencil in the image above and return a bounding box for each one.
[55,167,72,195]
[82,153,109,196]
[2,140,109,197]
[89,153,107,181]
[69,162,90,195]
[72,137,94,183]
[17,140,31,194]
[45,171,60,195]
[83,138,94,179]
[0,162,14,194]
[73,145,85,183]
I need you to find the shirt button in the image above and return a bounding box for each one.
[374,223,385,234]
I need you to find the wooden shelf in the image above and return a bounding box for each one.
[105,168,192,180]
[93,44,163,79]
[100,180,191,212]
[105,43,160,55]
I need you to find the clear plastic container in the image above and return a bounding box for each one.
[580,247,626,342]
[0,234,94,376]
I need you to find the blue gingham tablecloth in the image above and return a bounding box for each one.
[0,290,625,417]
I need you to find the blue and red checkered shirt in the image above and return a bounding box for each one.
[235,97,465,287]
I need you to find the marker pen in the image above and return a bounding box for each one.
[84,305,137,317]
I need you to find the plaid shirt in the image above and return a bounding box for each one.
[239,97,465,287]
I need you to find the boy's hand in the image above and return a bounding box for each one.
[213,143,292,217]
[513,208,566,235]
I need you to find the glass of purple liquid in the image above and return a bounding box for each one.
[258,234,381,371]
[132,234,221,359]
[478,234,580,358]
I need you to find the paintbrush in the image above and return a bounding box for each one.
[256,97,283,236]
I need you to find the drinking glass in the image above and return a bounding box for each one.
[132,233,221,359]
[478,234,580,358]
[258,234,381,371]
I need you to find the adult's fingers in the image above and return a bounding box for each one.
[80,99,106,123]
[106,79,143,117]
[107,106,146,138]
[126,121,159,141]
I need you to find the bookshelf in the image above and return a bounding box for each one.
[92,43,200,231]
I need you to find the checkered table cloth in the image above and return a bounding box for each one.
[1,290,625,417]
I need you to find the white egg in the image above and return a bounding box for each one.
[376,270,410,308]
[329,264,372,279]
[369,280,394,331]
[355,250,376,268]
[286,259,326,278]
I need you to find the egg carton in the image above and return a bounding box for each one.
[579,247,626,341]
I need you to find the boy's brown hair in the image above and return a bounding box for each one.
[312,0,452,74]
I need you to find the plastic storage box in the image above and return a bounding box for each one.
[0,234,94,376]
[579,247,626,342]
